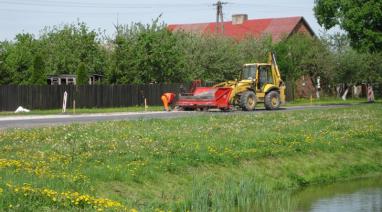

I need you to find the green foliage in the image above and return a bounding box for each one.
[0,42,12,85]
[237,36,273,63]
[76,62,88,85]
[108,19,185,84]
[176,34,242,82]
[4,33,36,84]
[314,0,382,52]
[322,33,382,84]
[365,52,382,83]
[30,54,46,85]
[39,22,107,76]
[274,34,335,88]
[336,49,367,84]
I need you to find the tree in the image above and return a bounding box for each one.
[30,54,46,85]
[274,35,315,82]
[39,21,106,76]
[4,33,36,84]
[322,33,382,83]
[0,42,12,85]
[314,0,382,52]
[175,33,243,82]
[237,36,273,64]
[76,62,88,85]
[108,18,186,84]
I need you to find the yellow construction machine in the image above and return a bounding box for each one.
[176,52,286,111]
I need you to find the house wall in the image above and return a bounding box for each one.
[293,22,314,37]
[295,75,316,98]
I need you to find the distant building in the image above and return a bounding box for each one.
[168,15,315,41]
[88,74,103,85]
[47,74,103,85]
[47,74,76,85]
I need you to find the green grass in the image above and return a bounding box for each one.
[0,104,381,211]
[0,106,163,116]
[284,97,374,106]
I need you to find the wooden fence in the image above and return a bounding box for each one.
[0,84,186,111]
[0,83,296,111]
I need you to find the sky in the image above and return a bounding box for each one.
[0,0,331,41]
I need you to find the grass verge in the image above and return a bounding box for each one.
[0,106,163,116]
[284,97,376,106]
[0,104,381,211]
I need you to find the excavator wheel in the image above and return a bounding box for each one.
[265,91,281,110]
[240,91,257,111]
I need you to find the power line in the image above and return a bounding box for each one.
[229,2,311,9]
[0,7,214,16]
[0,1,211,9]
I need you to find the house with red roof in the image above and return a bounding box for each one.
[168,15,315,42]
[169,15,318,99]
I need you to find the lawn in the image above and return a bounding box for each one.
[0,104,381,211]
[284,97,373,106]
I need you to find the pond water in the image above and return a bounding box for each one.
[293,177,382,212]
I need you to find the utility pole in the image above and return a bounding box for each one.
[213,1,227,34]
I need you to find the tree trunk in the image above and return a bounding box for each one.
[342,86,349,100]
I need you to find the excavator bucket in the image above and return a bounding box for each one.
[176,87,233,110]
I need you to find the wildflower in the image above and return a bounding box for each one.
[7,183,129,210]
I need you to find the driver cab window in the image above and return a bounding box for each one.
[258,65,273,89]
[243,65,257,80]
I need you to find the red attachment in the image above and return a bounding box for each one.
[190,80,202,93]
[176,87,233,110]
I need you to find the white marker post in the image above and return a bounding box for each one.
[62,91,68,113]
[316,76,321,99]
[144,98,148,111]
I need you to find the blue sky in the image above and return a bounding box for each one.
[0,0,329,41]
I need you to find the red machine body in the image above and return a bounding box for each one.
[176,87,233,110]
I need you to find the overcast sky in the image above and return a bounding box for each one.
[0,0,330,41]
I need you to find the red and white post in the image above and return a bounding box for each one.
[367,85,375,103]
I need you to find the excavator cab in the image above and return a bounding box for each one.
[242,64,257,81]
[242,64,274,87]
[242,64,276,91]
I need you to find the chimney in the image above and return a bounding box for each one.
[232,14,248,25]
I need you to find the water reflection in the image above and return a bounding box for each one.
[294,177,382,212]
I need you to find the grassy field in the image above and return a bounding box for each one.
[284,97,373,106]
[0,104,381,211]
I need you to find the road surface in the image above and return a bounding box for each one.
[0,104,352,130]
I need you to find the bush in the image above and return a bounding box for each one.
[76,62,88,85]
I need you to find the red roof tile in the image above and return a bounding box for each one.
[168,16,315,41]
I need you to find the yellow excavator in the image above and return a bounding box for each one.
[176,52,286,111]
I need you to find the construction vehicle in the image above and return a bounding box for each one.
[176,52,286,111]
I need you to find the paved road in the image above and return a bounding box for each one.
[0,104,352,130]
